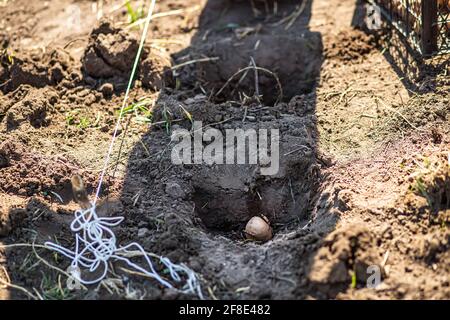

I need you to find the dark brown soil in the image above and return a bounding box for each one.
[324,28,378,62]
[0,0,449,300]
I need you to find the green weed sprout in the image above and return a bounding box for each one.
[119,98,153,123]
[125,0,145,24]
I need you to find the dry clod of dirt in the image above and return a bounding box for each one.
[0,141,20,169]
[140,50,172,90]
[391,156,450,265]
[0,146,10,169]
[165,182,187,199]
[401,155,450,222]
[1,86,58,130]
[308,224,383,288]
[81,19,171,92]
[0,194,27,237]
[0,48,74,93]
[99,82,114,98]
[82,19,139,81]
[413,229,449,262]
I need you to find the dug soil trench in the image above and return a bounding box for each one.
[0,0,449,300]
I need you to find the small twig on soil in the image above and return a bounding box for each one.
[0,266,39,300]
[1,266,11,284]
[33,288,44,300]
[381,250,390,268]
[31,242,88,290]
[189,117,236,136]
[242,106,249,123]
[208,286,218,300]
[109,113,134,188]
[376,97,424,132]
[270,1,307,30]
[269,274,297,287]
[132,190,141,206]
[0,277,39,300]
[216,66,283,104]
[232,60,253,98]
[50,191,64,203]
[0,242,89,290]
[139,139,151,157]
[0,79,11,89]
[171,57,219,71]
[289,179,295,204]
[332,82,356,108]
[0,243,47,250]
[96,0,104,20]
[237,57,260,123]
[272,1,278,15]
[250,57,260,99]
[249,0,261,17]
[119,266,167,283]
[63,38,86,49]
[149,38,186,45]
[125,5,202,29]
[100,278,123,296]
[284,1,307,30]
[150,118,183,128]
[283,145,310,156]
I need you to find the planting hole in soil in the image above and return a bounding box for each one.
[191,153,318,236]
[173,0,322,105]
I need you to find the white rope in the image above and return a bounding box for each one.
[45,205,203,298]
[45,0,204,299]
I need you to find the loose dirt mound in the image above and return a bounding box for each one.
[397,155,450,265]
[0,48,74,93]
[82,20,139,81]
[325,28,378,62]
[81,19,171,92]
[0,139,101,199]
[308,224,383,296]
[1,86,58,130]
[0,195,26,237]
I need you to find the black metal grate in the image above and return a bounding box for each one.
[437,1,450,54]
[367,0,450,57]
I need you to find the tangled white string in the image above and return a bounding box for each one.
[45,205,203,298]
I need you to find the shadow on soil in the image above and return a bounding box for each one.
[115,0,350,299]
[353,0,449,95]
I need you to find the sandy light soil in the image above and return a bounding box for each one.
[0,0,449,300]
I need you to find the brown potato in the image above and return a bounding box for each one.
[244,215,273,242]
